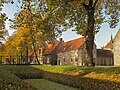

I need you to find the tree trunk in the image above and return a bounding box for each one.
[9,56,11,64]
[26,0,40,65]
[20,53,23,64]
[29,28,40,65]
[84,0,95,66]
[32,42,40,65]
[25,46,28,64]
[18,55,20,64]
[16,54,18,64]
[0,56,2,64]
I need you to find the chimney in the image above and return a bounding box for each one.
[59,38,63,42]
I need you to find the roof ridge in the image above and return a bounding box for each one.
[63,37,85,43]
[59,37,86,52]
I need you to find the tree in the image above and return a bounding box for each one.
[0,1,8,42]
[3,27,32,64]
[10,0,62,64]
[3,0,120,66]
[43,0,120,66]
[1,27,34,64]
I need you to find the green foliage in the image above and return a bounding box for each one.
[0,0,9,41]
[0,68,37,90]
[0,65,43,79]
[25,79,79,90]
[45,0,120,35]
[1,65,120,90]
[1,0,64,62]
[33,66,120,90]
[0,11,8,41]
[12,0,62,43]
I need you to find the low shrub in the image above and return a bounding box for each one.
[41,70,120,90]
[0,65,43,79]
[1,65,120,90]
[0,68,37,90]
[32,66,120,90]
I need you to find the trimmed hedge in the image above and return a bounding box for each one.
[0,65,43,79]
[1,65,120,90]
[41,70,120,90]
[0,68,37,90]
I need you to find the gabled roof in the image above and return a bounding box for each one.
[45,42,59,55]
[104,40,113,49]
[104,34,114,49]
[59,37,85,52]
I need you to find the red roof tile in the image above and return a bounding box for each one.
[59,37,85,52]
[45,42,59,54]
[104,40,113,49]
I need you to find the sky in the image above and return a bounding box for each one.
[2,1,120,48]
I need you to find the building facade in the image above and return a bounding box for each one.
[43,38,63,65]
[114,29,120,66]
[57,38,97,66]
[96,36,114,66]
[96,49,114,66]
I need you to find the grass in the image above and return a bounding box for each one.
[0,65,120,90]
[0,65,43,79]
[24,79,80,90]
[31,65,120,82]
[0,68,37,90]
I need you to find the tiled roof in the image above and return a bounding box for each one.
[45,42,59,54]
[104,40,113,49]
[59,37,85,52]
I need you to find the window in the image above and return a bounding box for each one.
[63,58,65,62]
[75,55,78,62]
[75,56,78,62]
[71,58,73,62]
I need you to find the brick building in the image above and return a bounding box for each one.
[97,36,114,66]
[57,38,97,66]
[114,29,120,66]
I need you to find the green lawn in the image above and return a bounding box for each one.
[25,79,80,90]
[0,65,120,90]
[0,68,37,90]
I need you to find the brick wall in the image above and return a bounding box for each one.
[114,29,120,66]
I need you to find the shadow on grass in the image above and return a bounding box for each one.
[63,66,120,77]
[0,66,37,90]
[41,70,120,90]
[0,65,120,90]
